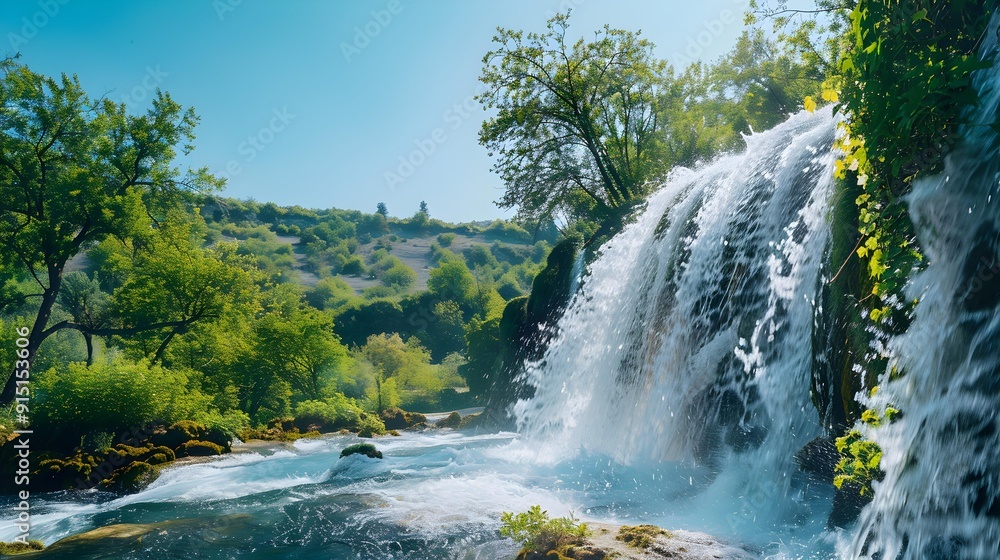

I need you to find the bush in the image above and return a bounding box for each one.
[293,396,363,431]
[341,256,367,276]
[499,505,588,552]
[382,263,417,290]
[437,233,457,247]
[197,410,251,443]
[34,358,213,450]
[356,412,386,438]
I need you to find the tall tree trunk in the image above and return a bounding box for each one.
[1,264,63,403]
[84,333,94,367]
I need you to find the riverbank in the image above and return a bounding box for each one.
[516,522,756,560]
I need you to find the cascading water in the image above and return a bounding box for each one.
[515,107,840,546]
[840,16,1000,560]
[10,45,997,557]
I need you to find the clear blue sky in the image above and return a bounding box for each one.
[3,0,761,222]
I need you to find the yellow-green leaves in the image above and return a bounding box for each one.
[804,95,817,113]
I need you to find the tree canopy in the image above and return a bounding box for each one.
[478,14,670,225]
[0,59,220,401]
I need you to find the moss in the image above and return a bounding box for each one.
[36,456,93,491]
[380,407,427,430]
[436,411,462,429]
[615,525,669,549]
[151,421,208,450]
[0,540,45,554]
[104,461,157,493]
[176,441,224,457]
[145,453,169,466]
[339,443,383,459]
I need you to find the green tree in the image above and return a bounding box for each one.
[376,202,388,217]
[0,60,220,401]
[107,218,262,364]
[252,285,348,400]
[55,271,110,365]
[427,260,476,305]
[477,13,670,224]
[358,333,411,412]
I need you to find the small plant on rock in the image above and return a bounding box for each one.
[500,505,589,553]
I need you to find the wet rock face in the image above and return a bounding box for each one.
[959,224,1000,312]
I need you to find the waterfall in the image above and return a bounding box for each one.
[514,107,840,536]
[842,16,1000,560]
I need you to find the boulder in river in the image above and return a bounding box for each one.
[340,443,383,459]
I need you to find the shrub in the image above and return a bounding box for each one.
[356,412,386,438]
[382,263,417,290]
[197,410,251,443]
[437,233,456,247]
[499,505,588,552]
[293,396,363,431]
[34,358,213,450]
[341,256,367,276]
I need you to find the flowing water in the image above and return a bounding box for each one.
[838,17,1000,560]
[0,108,845,559]
[5,35,1000,557]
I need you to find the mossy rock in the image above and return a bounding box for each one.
[339,443,383,460]
[615,525,669,549]
[150,421,207,450]
[201,427,233,453]
[436,412,462,429]
[36,455,95,491]
[103,461,157,493]
[457,413,481,429]
[268,416,297,432]
[176,440,224,458]
[0,539,44,555]
[380,407,427,430]
[145,453,169,466]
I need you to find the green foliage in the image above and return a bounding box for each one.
[437,233,457,247]
[835,0,993,322]
[294,395,363,429]
[34,357,213,448]
[0,58,221,398]
[478,13,667,224]
[833,396,899,497]
[196,409,251,442]
[428,260,476,303]
[382,263,417,291]
[356,411,387,438]
[499,505,589,552]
